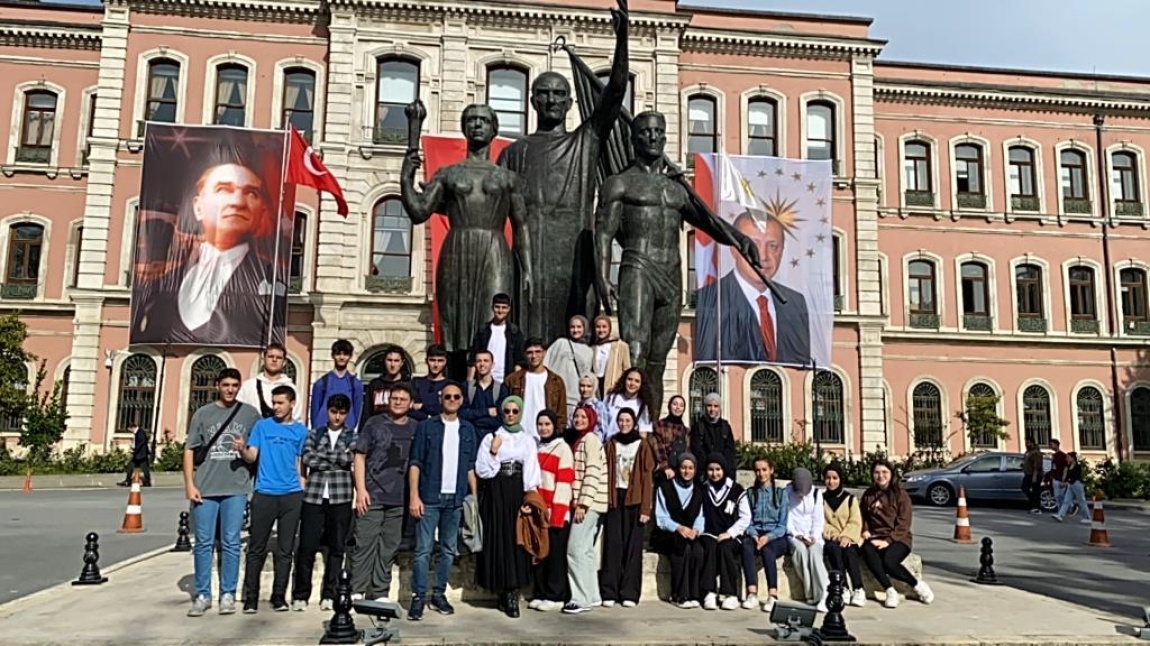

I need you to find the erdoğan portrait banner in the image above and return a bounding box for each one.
[129,124,294,348]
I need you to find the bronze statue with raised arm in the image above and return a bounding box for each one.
[497,0,630,344]
[400,101,533,356]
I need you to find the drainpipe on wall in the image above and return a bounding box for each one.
[1093,113,1125,463]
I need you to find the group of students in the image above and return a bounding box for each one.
[655,455,935,614]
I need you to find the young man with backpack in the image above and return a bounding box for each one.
[310,339,364,431]
[238,343,302,421]
[459,350,508,439]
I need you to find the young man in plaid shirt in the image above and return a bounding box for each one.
[291,394,355,611]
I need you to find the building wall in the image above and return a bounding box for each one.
[0,0,1147,461]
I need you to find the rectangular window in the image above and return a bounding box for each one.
[282,69,316,141]
[213,64,248,127]
[961,263,989,316]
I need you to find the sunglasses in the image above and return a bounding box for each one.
[442,393,462,401]
[502,408,520,414]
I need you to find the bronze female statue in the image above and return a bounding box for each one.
[400,101,533,354]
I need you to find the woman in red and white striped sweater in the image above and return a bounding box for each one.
[530,409,576,611]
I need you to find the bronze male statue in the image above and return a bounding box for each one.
[595,111,760,411]
[400,102,533,358]
[497,0,629,344]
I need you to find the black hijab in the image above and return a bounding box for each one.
[613,409,642,445]
[823,462,850,512]
[662,395,686,426]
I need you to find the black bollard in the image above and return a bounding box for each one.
[972,536,1001,585]
[243,500,251,532]
[171,511,192,552]
[72,532,109,586]
[320,569,362,645]
[807,570,855,645]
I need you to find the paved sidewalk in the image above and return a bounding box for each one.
[0,550,1137,645]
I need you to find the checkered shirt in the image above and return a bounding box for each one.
[301,426,356,505]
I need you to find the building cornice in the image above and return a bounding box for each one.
[0,19,101,51]
[331,0,687,29]
[124,0,323,23]
[876,79,1150,115]
[681,27,883,60]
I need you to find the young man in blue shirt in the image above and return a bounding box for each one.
[410,344,449,421]
[237,384,308,614]
[310,339,364,430]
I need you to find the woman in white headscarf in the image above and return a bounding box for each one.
[544,315,594,415]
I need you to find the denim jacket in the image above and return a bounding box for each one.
[748,483,789,540]
[409,416,478,506]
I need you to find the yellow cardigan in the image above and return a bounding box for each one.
[823,492,864,545]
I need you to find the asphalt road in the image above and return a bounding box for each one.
[0,487,189,604]
[912,501,1150,620]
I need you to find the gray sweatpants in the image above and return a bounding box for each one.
[349,505,405,599]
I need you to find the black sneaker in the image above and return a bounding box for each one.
[243,599,258,614]
[407,595,425,621]
[429,594,455,615]
[270,597,289,612]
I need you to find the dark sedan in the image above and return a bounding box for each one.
[900,452,1058,511]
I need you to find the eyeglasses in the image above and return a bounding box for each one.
[502,408,520,414]
[442,393,462,401]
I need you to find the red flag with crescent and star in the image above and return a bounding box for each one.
[286,127,349,217]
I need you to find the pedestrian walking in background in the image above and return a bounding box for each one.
[1048,438,1069,506]
[1053,451,1093,525]
[119,423,152,487]
[1022,438,1045,515]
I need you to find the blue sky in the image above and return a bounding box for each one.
[695,0,1149,77]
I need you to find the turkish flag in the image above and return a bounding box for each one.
[286,127,349,217]
[692,154,720,286]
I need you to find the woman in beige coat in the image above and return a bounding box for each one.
[821,462,866,607]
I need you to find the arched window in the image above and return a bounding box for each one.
[1022,384,1052,446]
[1068,266,1097,326]
[1016,263,1044,318]
[289,210,307,293]
[596,71,635,114]
[213,63,248,126]
[806,101,835,162]
[960,261,990,329]
[907,259,937,329]
[1112,151,1142,217]
[1131,386,1150,451]
[146,59,180,123]
[747,98,777,156]
[903,140,932,197]
[687,95,717,166]
[116,354,157,433]
[966,382,998,448]
[687,367,718,424]
[955,143,985,207]
[1120,268,1148,323]
[487,65,528,138]
[370,197,412,279]
[376,58,419,145]
[748,370,783,443]
[187,355,227,419]
[284,358,298,384]
[1076,386,1105,450]
[832,234,843,311]
[1060,149,1089,207]
[812,371,843,444]
[18,90,57,164]
[6,223,44,294]
[912,382,943,448]
[282,67,316,141]
[1008,146,1039,211]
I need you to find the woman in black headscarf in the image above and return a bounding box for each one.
[698,453,750,611]
[652,452,705,608]
[651,394,691,484]
[821,462,866,607]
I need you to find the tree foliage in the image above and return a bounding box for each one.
[20,361,68,464]
[959,393,1011,445]
[0,313,34,429]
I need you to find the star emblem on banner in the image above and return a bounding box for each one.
[816,233,826,242]
[792,172,803,181]
[806,248,816,258]
[791,258,801,268]
[817,198,827,208]
[758,169,768,178]
[820,215,829,225]
[807,182,817,193]
[775,168,785,176]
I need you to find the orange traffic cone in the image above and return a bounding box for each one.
[953,485,973,543]
[22,468,32,494]
[117,472,146,534]
[1086,495,1109,547]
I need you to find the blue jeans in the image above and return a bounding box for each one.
[1057,481,1091,521]
[411,494,461,597]
[192,494,247,599]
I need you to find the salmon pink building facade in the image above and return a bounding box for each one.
[1,0,1148,462]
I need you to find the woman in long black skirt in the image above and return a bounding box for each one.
[475,396,542,617]
[600,408,655,607]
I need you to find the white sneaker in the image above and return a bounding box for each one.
[849,589,867,607]
[720,596,740,611]
[914,580,934,605]
[528,598,544,611]
[741,594,759,610]
[1052,514,1064,522]
[319,598,333,612]
[291,599,307,612]
[676,599,695,609]
[601,600,616,608]
[762,596,776,613]
[621,600,637,608]
[703,593,718,610]
[1080,518,1093,525]
[684,599,701,609]
[883,587,900,609]
[350,593,365,602]
[816,600,828,613]
[546,600,565,611]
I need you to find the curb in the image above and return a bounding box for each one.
[0,543,176,616]
[0,472,184,491]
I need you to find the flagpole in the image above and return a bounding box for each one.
[266,127,290,348]
[715,153,724,402]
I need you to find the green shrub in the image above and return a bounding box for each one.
[735,441,828,478]
[1093,459,1150,500]
[155,442,185,472]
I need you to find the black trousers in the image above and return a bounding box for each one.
[1020,475,1042,509]
[244,491,303,603]
[699,535,741,596]
[292,500,353,602]
[859,540,917,590]
[823,541,864,590]
[599,496,644,603]
[533,524,571,602]
[125,457,151,484]
[666,533,705,602]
